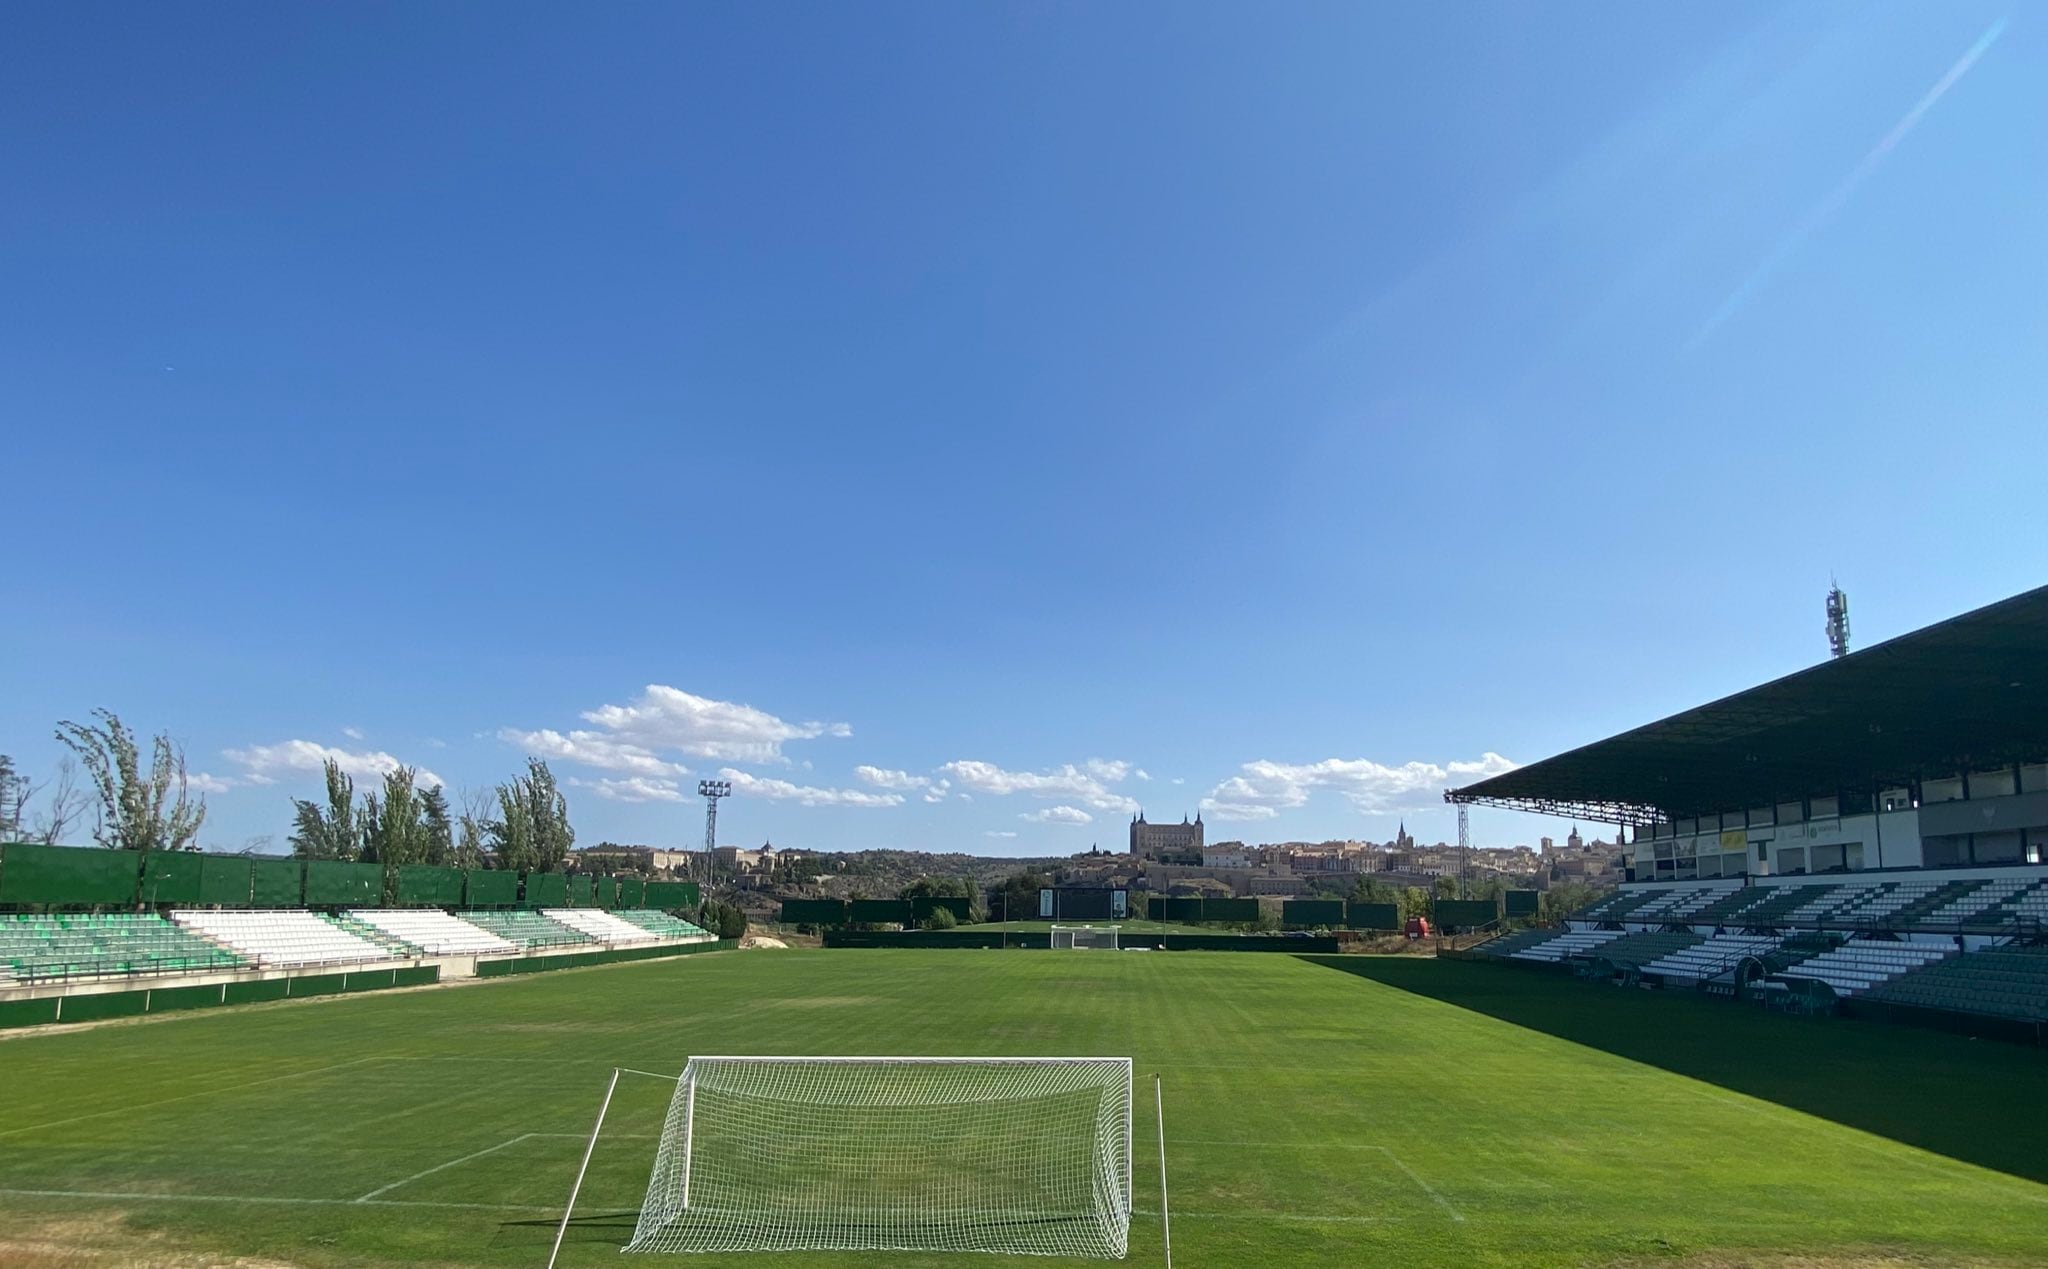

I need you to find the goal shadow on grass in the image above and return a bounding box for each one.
[1297,954,2048,1187]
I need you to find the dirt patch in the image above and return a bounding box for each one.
[739,935,788,949]
[0,1213,305,1268]
[1601,1251,2027,1269]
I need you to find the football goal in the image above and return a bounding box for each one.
[1050,924,1120,950]
[620,1056,1133,1258]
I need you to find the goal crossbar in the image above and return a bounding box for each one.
[625,1055,1133,1258]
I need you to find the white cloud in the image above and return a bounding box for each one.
[721,767,903,809]
[499,727,687,779]
[1135,768,1152,781]
[425,738,449,749]
[1170,777,1185,785]
[1083,758,1134,783]
[567,775,688,804]
[984,830,1019,839]
[186,771,236,794]
[855,766,930,791]
[223,740,444,789]
[938,760,1139,814]
[580,685,849,764]
[1021,805,1093,826]
[1199,752,1517,822]
[341,726,364,741]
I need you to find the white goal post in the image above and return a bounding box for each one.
[1050,924,1121,951]
[624,1056,1133,1259]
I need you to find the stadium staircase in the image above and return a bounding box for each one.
[172,910,393,968]
[0,913,246,983]
[326,912,424,957]
[1769,939,1954,998]
[348,909,519,956]
[1891,880,1995,927]
[1639,933,1783,984]
[541,908,662,945]
[612,909,714,939]
[1864,945,2048,1021]
[1590,931,1703,967]
[458,909,587,949]
[1959,879,2048,931]
[1728,885,1835,927]
[1511,929,1622,963]
[1576,889,1667,923]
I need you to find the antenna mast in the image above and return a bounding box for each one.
[1825,582,1851,659]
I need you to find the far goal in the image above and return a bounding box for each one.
[625,1056,1133,1258]
[1050,924,1120,951]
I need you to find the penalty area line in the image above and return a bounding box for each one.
[1164,1139,1463,1222]
[356,1134,541,1202]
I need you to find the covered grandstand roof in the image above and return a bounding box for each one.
[1447,584,2048,826]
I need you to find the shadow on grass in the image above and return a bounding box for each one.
[1299,954,2048,1187]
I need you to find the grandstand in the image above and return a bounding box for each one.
[0,843,724,1032]
[1,912,245,983]
[1450,584,2048,1042]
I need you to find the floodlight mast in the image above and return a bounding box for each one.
[698,780,730,884]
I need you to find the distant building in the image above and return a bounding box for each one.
[1129,812,1204,860]
[1567,825,1585,851]
[1540,836,1555,855]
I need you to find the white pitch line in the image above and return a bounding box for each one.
[0,1186,563,1214]
[355,1134,540,1202]
[0,1057,385,1141]
[1374,1147,1464,1222]
[0,1188,1401,1227]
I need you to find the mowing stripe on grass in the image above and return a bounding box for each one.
[0,1056,384,1140]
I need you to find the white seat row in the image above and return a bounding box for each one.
[1511,929,1622,962]
[540,908,661,944]
[1777,940,1952,996]
[172,910,392,967]
[348,909,519,956]
[1640,934,1781,981]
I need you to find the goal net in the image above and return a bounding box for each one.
[1050,925,1120,950]
[625,1056,1132,1258]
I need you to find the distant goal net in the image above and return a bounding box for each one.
[1050,924,1120,951]
[625,1056,1133,1258]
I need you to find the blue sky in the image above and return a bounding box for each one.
[3,2,2042,857]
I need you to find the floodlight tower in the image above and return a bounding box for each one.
[699,779,731,880]
[1457,803,1470,897]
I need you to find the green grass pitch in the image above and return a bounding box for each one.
[2,949,2045,1267]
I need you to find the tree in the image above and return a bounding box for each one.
[923,906,958,930]
[0,755,25,841]
[488,783,537,873]
[454,787,492,870]
[490,758,573,873]
[289,759,362,860]
[420,785,454,867]
[0,755,87,846]
[699,898,748,940]
[991,869,1050,923]
[55,709,207,857]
